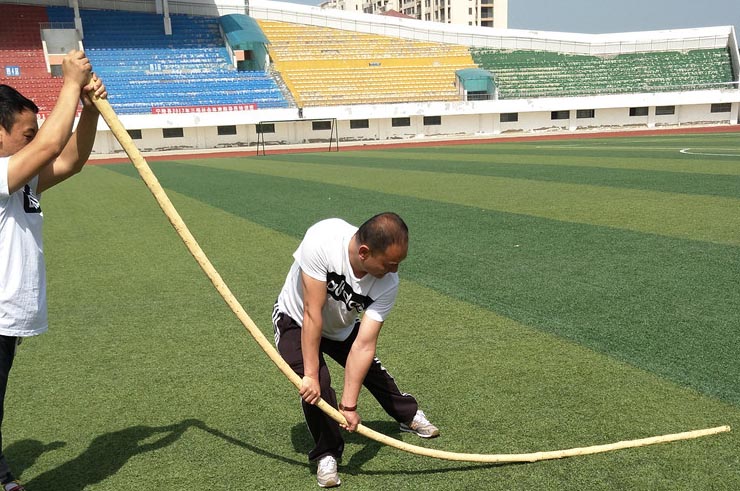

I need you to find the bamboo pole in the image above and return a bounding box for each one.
[91,95,731,463]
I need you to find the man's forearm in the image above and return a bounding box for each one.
[341,347,374,406]
[58,105,100,172]
[301,315,323,378]
[36,81,81,152]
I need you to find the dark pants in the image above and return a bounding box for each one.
[272,306,418,461]
[0,336,19,484]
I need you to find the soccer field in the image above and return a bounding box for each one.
[7,131,739,490]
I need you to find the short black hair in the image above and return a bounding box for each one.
[0,85,38,133]
[356,212,408,253]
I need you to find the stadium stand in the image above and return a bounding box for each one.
[472,47,735,99]
[39,7,288,114]
[1,0,737,152]
[257,19,477,107]
[0,4,63,115]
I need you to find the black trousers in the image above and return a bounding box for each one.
[0,335,19,483]
[272,306,418,461]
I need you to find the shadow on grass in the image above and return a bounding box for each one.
[14,418,505,490]
[20,419,199,491]
[198,420,504,478]
[197,422,308,468]
[289,420,506,477]
[4,439,66,478]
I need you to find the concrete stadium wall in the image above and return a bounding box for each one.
[85,89,740,155]
[249,0,734,55]
[729,27,740,82]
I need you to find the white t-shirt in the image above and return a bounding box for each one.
[0,157,48,337]
[277,218,399,342]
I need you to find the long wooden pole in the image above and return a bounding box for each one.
[91,95,731,463]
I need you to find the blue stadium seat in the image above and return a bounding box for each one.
[46,7,288,113]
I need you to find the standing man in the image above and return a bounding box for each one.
[272,212,439,488]
[0,51,106,491]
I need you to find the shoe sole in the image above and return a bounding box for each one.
[318,477,341,488]
[400,426,440,438]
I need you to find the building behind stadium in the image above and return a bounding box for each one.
[318,0,508,29]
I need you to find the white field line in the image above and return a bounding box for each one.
[680,148,740,157]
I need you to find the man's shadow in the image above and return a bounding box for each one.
[21,419,199,491]
[9,418,500,489]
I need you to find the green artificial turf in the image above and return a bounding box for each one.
[5,132,739,490]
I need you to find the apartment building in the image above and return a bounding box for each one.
[319,0,508,28]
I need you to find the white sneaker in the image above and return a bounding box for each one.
[400,409,440,438]
[2,481,26,491]
[317,455,341,488]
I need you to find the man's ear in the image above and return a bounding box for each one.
[0,124,8,149]
[358,244,371,260]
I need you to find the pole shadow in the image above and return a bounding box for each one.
[287,420,508,477]
[196,421,307,469]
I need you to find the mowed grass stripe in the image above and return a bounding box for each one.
[322,149,740,176]
[325,139,740,176]
[262,151,740,198]
[145,156,740,246]
[412,133,740,170]
[103,163,740,406]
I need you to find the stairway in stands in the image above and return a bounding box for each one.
[0,4,63,115]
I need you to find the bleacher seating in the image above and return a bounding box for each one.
[258,20,477,107]
[471,48,735,99]
[0,4,63,115]
[44,7,288,114]
[2,3,734,115]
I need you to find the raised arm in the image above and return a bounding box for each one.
[37,74,107,193]
[6,51,91,194]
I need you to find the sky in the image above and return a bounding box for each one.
[273,0,740,35]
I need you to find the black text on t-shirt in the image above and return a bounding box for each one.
[326,272,373,313]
